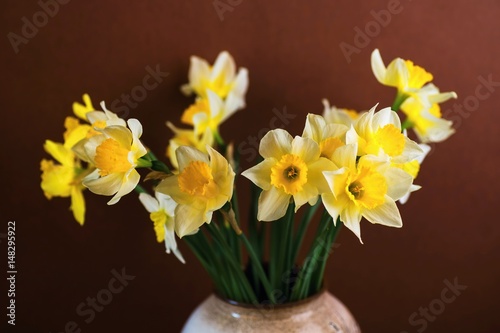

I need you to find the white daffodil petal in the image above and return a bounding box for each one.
[139,193,159,213]
[257,187,290,221]
[241,158,276,191]
[108,169,140,205]
[293,183,318,210]
[176,145,210,171]
[371,49,387,84]
[174,205,207,238]
[84,172,123,196]
[291,136,320,164]
[363,197,402,228]
[259,129,293,159]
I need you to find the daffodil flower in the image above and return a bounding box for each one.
[73,119,148,205]
[181,90,245,138]
[181,51,248,101]
[302,113,348,160]
[371,49,433,107]
[156,146,235,238]
[401,84,457,143]
[322,99,361,127]
[242,129,336,221]
[346,105,423,163]
[322,144,413,243]
[166,122,214,169]
[72,93,95,120]
[396,143,431,204]
[40,140,88,225]
[138,192,185,263]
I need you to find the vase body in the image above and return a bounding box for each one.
[182,290,361,333]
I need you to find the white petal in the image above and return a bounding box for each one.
[207,90,225,119]
[259,129,293,159]
[211,51,235,82]
[241,158,276,191]
[164,223,185,264]
[322,192,349,223]
[293,183,318,210]
[340,203,363,243]
[138,192,159,213]
[363,197,402,228]
[384,167,413,200]
[108,169,140,205]
[302,113,326,143]
[307,157,337,193]
[291,136,320,164]
[174,205,207,238]
[332,144,358,171]
[84,172,123,196]
[371,49,387,84]
[372,106,401,130]
[176,146,209,171]
[257,187,290,221]
[232,68,249,97]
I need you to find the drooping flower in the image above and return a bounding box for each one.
[156,145,235,238]
[322,99,361,127]
[72,93,95,120]
[181,90,245,137]
[400,84,457,143]
[242,129,336,221]
[40,140,88,225]
[138,192,185,263]
[181,51,248,101]
[165,122,214,170]
[302,113,349,160]
[371,49,433,101]
[346,105,423,163]
[73,119,148,205]
[322,144,413,242]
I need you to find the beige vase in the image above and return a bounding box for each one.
[181,290,361,332]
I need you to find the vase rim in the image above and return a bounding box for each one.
[213,286,328,310]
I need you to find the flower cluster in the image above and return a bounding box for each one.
[41,49,457,304]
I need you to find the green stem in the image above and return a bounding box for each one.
[239,233,277,304]
[291,200,321,267]
[133,184,147,194]
[391,93,409,112]
[311,219,342,293]
[401,119,413,131]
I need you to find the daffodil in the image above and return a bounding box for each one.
[40,140,88,225]
[166,122,214,169]
[322,99,361,127]
[181,51,248,101]
[401,84,457,143]
[322,144,413,242]
[396,143,431,204]
[242,129,336,221]
[139,192,185,263]
[181,90,244,138]
[73,119,148,205]
[156,145,235,238]
[302,113,348,160]
[371,49,433,107]
[346,105,423,163]
[72,93,95,120]
[86,101,127,129]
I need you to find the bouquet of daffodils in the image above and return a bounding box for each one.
[40,50,456,304]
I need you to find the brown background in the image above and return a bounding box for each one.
[1,0,499,332]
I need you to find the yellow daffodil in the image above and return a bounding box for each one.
[396,143,431,204]
[401,84,457,143]
[166,122,214,169]
[73,119,148,205]
[322,144,413,243]
[40,140,88,225]
[302,113,348,160]
[181,90,245,137]
[346,105,423,163]
[371,49,433,101]
[72,93,95,120]
[156,146,235,238]
[181,51,248,101]
[322,99,361,127]
[139,192,185,263]
[242,129,336,221]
